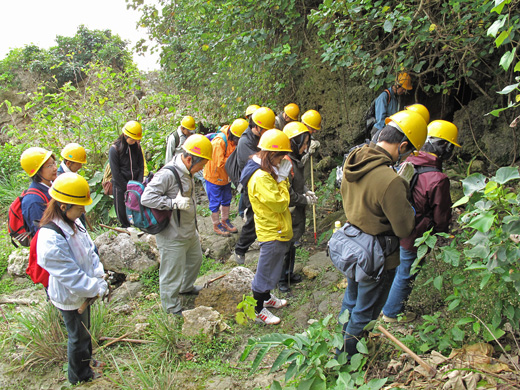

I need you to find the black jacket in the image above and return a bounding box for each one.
[109,142,144,190]
[236,127,260,172]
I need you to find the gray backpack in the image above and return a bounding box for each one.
[328,223,397,282]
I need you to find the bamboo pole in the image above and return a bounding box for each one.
[310,155,317,243]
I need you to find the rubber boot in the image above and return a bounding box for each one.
[220,205,238,233]
[212,212,230,237]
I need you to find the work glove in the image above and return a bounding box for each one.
[308,140,320,155]
[98,279,109,298]
[304,190,318,205]
[397,162,415,184]
[171,191,191,210]
[277,159,292,183]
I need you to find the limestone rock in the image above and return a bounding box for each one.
[7,248,29,277]
[94,232,158,273]
[182,306,229,338]
[194,267,254,317]
[109,281,143,305]
[198,216,243,260]
[302,266,319,279]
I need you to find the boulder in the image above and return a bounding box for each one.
[194,267,254,316]
[94,232,158,273]
[181,306,229,338]
[109,281,143,305]
[7,248,29,277]
[198,215,243,260]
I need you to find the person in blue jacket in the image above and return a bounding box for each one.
[371,72,413,138]
[37,173,108,384]
[20,147,57,236]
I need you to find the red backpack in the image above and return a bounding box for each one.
[8,188,47,247]
[26,222,65,288]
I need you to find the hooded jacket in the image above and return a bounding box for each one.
[241,157,293,242]
[400,151,451,252]
[37,218,107,311]
[21,181,52,236]
[340,143,415,268]
[236,127,260,172]
[203,131,236,185]
[108,141,144,191]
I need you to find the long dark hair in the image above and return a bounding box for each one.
[40,199,76,231]
[113,133,142,155]
[256,150,287,181]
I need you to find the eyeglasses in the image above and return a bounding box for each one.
[43,161,57,169]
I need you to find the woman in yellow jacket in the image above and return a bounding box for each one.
[203,120,248,236]
[239,129,293,325]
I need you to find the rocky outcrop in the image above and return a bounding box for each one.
[182,306,229,338]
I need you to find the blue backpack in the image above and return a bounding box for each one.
[205,132,228,149]
[125,166,183,234]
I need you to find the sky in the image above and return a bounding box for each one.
[0,0,160,71]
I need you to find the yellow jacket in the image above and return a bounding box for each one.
[248,169,293,242]
[203,132,236,185]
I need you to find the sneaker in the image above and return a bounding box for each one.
[213,223,231,237]
[382,312,416,323]
[235,252,245,265]
[255,308,281,325]
[221,219,238,233]
[264,294,288,309]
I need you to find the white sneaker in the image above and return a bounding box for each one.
[264,294,288,309]
[255,308,281,325]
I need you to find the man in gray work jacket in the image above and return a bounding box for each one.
[141,134,212,315]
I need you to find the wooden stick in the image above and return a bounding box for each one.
[310,155,317,244]
[78,296,98,314]
[0,298,37,305]
[377,325,437,376]
[203,273,227,288]
[99,336,153,344]
[84,215,94,231]
[99,224,131,235]
[99,333,131,349]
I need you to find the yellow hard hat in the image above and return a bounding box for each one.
[258,129,292,152]
[397,72,412,90]
[20,147,53,177]
[284,103,300,120]
[252,107,276,130]
[385,110,427,151]
[50,172,92,206]
[427,120,461,147]
[245,105,260,117]
[181,116,196,131]
[301,110,322,130]
[283,121,309,139]
[405,104,430,124]
[122,121,143,140]
[230,118,248,137]
[61,143,87,164]
[182,134,213,160]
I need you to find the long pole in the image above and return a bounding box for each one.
[310,155,317,244]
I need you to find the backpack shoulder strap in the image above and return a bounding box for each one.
[26,188,48,202]
[167,130,181,148]
[41,221,66,238]
[409,165,442,191]
[219,132,228,150]
[384,89,391,104]
[162,165,183,222]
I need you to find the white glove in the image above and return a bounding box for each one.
[304,190,318,205]
[397,162,415,184]
[277,159,292,183]
[172,191,191,210]
[98,279,109,298]
[308,140,320,155]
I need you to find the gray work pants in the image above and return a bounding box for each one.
[156,234,203,313]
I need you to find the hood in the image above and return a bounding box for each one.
[240,158,261,188]
[343,143,394,183]
[405,151,442,169]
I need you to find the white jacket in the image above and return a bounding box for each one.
[37,218,107,311]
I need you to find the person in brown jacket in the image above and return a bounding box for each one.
[338,110,427,358]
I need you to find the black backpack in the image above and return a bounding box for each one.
[225,149,241,188]
[362,89,391,139]
[409,165,441,193]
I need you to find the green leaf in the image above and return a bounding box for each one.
[487,17,506,37]
[109,205,116,218]
[473,321,481,334]
[250,345,270,374]
[456,317,474,326]
[338,310,350,325]
[500,49,516,71]
[495,26,513,47]
[350,353,364,371]
[439,246,460,266]
[497,82,520,95]
[383,20,394,33]
[480,273,493,289]
[448,299,461,311]
[515,61,520,72]
[366,378,388,389]
[451,326,465,341]
[493,166,520,184]
[271,349,296,372]
[467,211,496,233]
[483,326,505,342]
[462,173,487,196]
[356,340,368,354]
[433,275,443,291]
[452,195,470,208]
[270,380,283,390]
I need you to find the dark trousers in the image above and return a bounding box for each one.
[235,192,257,256]
[113,184,130,228]
[279,243,296,282]
[59,306,93,384]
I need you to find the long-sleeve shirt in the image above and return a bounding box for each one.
[373,87,398,131]
[108,142,144,190]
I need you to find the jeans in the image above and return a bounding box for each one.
[340,268,396,357]
[59,306,93,384]
[382,247,417,318]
